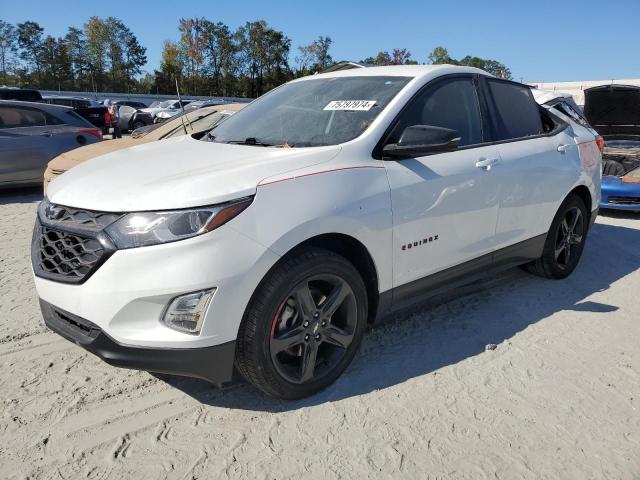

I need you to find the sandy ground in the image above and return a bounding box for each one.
[1,188,639,480]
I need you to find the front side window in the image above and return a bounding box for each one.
[486,79,543,141]
[386,76,483,147]
[206,76,411,147]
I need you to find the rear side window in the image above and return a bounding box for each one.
[485,79,543,141]
[553,101,589,126]
[0,106,63,128]
[65,110,92,127]
[388,76,483,147]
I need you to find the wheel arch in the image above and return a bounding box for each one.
[569,184,592,215]
[276,233,382,325]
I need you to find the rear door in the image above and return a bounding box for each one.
[0,105,68,184]
[480,78,581,250]
[383,75,503,291]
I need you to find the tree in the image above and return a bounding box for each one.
[178,17,206,94]
[39,35,73,90]
[480,59,511,79]
[64,27,89,90]
[84,17,109,91]
[201,20,236,95]
[17,21,44,83]
[296,35,332,74]
[0,20,18,84]
[391,48,412,65]
[154,40,183,94]
[236,20,291,97]
[428,46,512,80]
[428,46,453,65]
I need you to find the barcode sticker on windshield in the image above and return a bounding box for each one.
[323,100,376,111]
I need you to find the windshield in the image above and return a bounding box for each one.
[206,76,411,147]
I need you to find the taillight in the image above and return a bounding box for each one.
[79,128,103,140]
[595,136,605,154]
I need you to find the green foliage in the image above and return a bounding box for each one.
[427,46,512,79]
[0,17,513,96]
[296,36,333,74]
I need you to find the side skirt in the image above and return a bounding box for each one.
[374,233,547,323]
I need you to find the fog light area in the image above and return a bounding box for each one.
[162,288,215,334]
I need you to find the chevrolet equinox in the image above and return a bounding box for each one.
[33,65,602,399]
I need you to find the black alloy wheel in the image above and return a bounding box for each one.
[553,206,585,270]
[524,194,589,279]
[269,274,357,384]
[235,248,367,399]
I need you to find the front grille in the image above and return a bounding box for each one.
[607,196,640,205]
[34,226,106,282]
[43,205,121,233]
[32,202,120,284]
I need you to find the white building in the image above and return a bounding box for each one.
[528,79,640,106]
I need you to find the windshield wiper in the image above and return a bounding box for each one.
[225,137,275,147]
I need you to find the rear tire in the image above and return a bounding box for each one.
[524,194,589,279]
[235,247,368,400]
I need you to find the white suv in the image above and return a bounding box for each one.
[33,65,602,399]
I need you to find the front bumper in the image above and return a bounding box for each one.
[40,299,236,383]
[600,175,640,211]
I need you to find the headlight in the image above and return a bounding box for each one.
[104,197,252,249]
[156,111,172,119]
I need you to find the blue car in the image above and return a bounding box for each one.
[584,85,640,211]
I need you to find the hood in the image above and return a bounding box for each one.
[47,135,341,212]
[584,85,640,137]
[48,137,142,171]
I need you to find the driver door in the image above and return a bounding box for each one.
[382,75,502,295]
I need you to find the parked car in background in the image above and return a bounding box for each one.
[183,100,227,113]
[35,65,601,399]
[42,96,109,134]
[584,84,640,211]
[140,99,193,124]
[44,103,245,190]
[0,87,43,102]
[113,100,147,109]
[116,104,145,132]
[0,100,101,188]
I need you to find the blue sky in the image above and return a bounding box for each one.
[2,0,639,82]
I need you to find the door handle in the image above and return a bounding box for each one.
[475,157,500,171]
[40,132,52,138]
[557,143,572,153]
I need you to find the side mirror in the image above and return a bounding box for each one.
[383,125,461,159]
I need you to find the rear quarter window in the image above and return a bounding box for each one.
[0,106,62,128]
[65,110,93,127]
[485,79,544,141]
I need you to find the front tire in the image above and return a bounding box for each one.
[524,194,589,279]
[235,248,368,399]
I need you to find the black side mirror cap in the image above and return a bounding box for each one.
[383,125,461,159]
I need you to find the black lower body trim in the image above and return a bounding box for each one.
[40,299,236,384]
[375,234,547,319]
